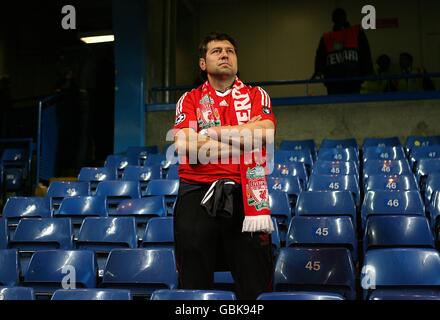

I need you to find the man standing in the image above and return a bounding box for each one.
[172,32,276,300]
[314,8,374,95]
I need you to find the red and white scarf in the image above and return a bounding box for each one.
[201,78,274,233]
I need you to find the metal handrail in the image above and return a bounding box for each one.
[150,71,440,95]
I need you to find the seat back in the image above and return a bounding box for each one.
[77,217,138,250]
[274,248,356,300]
[312,161,358,176]
[365,175,419,192]
[150,289,236,300]
[51,289,132,300]
[270,162,308,187]
[96,181,141,213]
[23,250,97,296]
[361,248,440,300]
[363,146,406,162]
[125,146,160,166]
[363,216,434,252]
[47,181,90,211]
[141,217,174,248]
[102,248,178,297]
[0,250,19,287]
[279,139,316,156]
[317,147,359,164]
[0,287,35,300]
[257,292,345,300]
[122,165,162,193]
[296,191,356,220]
[0,218,7,249]
[78,167,117,194]
[286,216,357,261]
[363,160,412,183]
[307,175,360,207]
[320,138,358,150]
[363,137,401,149]
[11,218,73,250]
[361,190,425,229]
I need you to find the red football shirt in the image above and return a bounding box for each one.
[173,82,276,184]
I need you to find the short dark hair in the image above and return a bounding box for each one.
[400,52,413,63]
[198,32,238,59]
[332,8,347,24]
[197,32,238,81]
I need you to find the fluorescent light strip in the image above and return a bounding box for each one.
[80,35,114,44]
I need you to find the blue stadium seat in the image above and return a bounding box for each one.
[144,153,172,169]
[415,159,440,185]
[166,165,179,180]
[78,167,117,194]
[9,218,74,276]
[47,181,90,212]
[23,250,97,298]
[406,135,440,153]
[10,218,73,250]
[424,174,440,208]
[269,191,292,241]
[274,248,356,300]
[428,191,440,231]
[363,146,406,162]
[361,190,425,230]
[320,138,358,151]
[125,146,160,166]
[3,197,51,235]
[0,250,19,287]
[122,165,162,195]
[317,147,359,165]
[102,248,178,298]
[114,197,167,239]
[104,155,134,178]
[96,181,141,213]
[267,176,301,208]
[295,191,356,224]
[363,216,434,253]
[151,289,236,300]
[409,145,440,167]
[279,139,317,160]
[312,160,358,177]
[273,150,314,170]
[257,292,345,300]
[363,136,401,149]
[365,175,419,192]
[1,148,29,193]
[141,217,174,248]
[286,216,357,262]
[76,217,138,275]
[361,248,440,300]
[307,174,360,207]
[145,180,179,215]
[270,162,308,188]
[0,218,7,249]
[0,287,35,300]
[51,289,132,300]
[56,196,108,237]
[363,160,412,182]
[271,217,281,254]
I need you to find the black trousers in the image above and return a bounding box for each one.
[174,182,274,300]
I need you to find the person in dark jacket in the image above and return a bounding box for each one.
[313,8,374,95]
